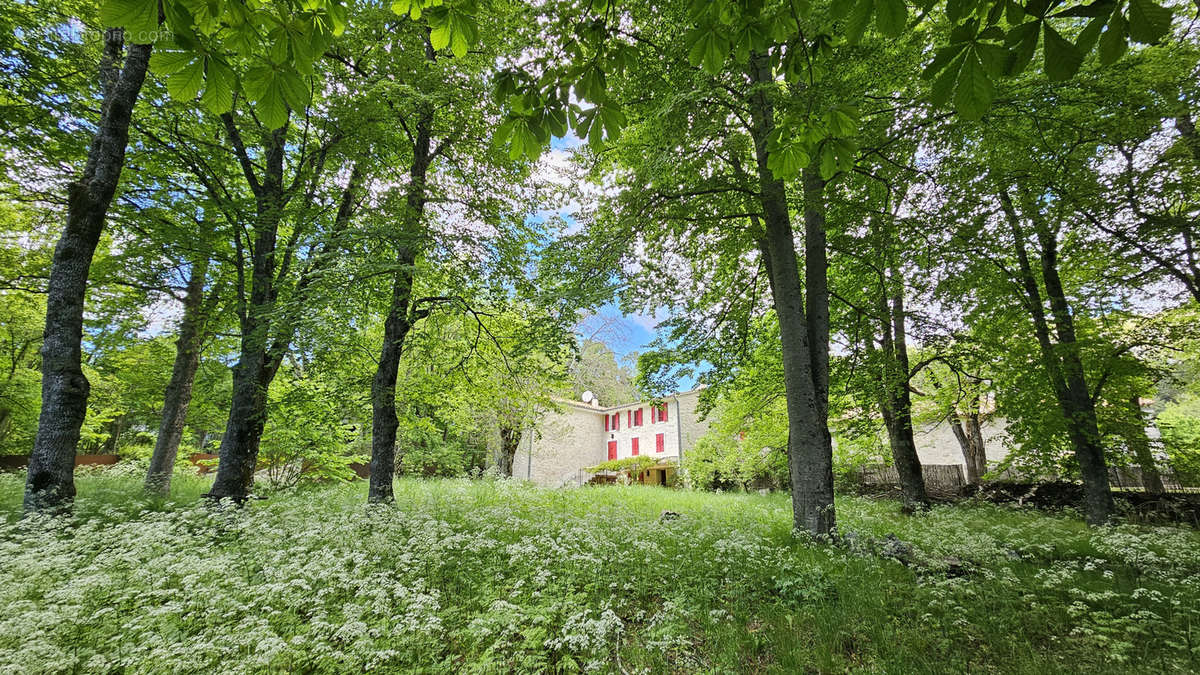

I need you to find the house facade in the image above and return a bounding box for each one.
[512,388,708,487]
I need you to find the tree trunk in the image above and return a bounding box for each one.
[950,406,988,485]
[801,167,838,509]
[145,258,212,495]
[497,425,520,478]
[998,189,1114,524]
[882,290,929,508]
[369,73,435,503]
[207,124,288,501]
[25,31,151,512]
[369,252,417,502]
[1125,396,1165,495]
[747,51,835,538]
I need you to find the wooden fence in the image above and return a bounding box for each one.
[857,464,965,496]
[856,463,1198,494]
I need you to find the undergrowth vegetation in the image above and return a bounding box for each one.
[0,471,1198,673]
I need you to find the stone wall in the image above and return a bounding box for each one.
[513,402,607,486]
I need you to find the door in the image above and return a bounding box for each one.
[607,441,617,460]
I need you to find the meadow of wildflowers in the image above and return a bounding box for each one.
[0,469,1197,673]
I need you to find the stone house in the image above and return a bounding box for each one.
[512,387,709,487]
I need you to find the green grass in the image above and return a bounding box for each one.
[0,469,1198,673]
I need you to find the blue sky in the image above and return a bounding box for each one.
[539,134,666,363]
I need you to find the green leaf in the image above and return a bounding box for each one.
[600,106,625,142]
[687,27,728,75]
[1042,24,1082,81]
[1126,0,1171,43]
[200,58,234,114]
[279,71,310,112]
[929,50,966,107]
[1074,14,1106,54]
[269,31,290,65]
[149,50,195,75]
[922,43,967,80]
[545,105,568,138]
[946,0,978,23]
[845,0,874,43]
[974,42,1013,77]
[327,3,347,36]
[953,51,993,120]
[818,144,838,180]
[391,0,412,16]
[244,67,289,129]
[448,9,479,58]
[1004,20,1040,75]
[166,58,205,100]
[826,105,859,136]
[1098,11,1128,64]
[1050,0,1116,17]
[99,0,160,37]
[430,21,451,51]
[256,83,289,130]
[767,144,809,181]
[875,0,908,37]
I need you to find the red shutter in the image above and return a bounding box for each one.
[631,437,639,456]
[627,410,631,426]
[608,441,617,460]
[635,409,642,426]
[614,413,619,430]
[655,433,664,453]
[604,415,609,432]
[660,404,668,423]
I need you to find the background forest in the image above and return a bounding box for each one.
[2,0,1197,522]
[2,0,1200,672]
[3,0,1200,519]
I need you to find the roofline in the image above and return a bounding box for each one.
[552,385,706,413]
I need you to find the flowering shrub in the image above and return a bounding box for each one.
[0,474,1197,672]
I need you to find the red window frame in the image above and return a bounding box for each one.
[655,433,665,453]
[631,437,639,456]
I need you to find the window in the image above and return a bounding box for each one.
[631,437,639,456]
[613,413,619,430]
[658,404,668,423]
[634,408,643,426]
[604,415,609,432]
[655,433,665,453]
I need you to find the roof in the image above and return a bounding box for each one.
[552,385,706,414]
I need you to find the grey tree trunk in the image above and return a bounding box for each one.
[368,78,434,503]
[144,259,213,495]
[497,426,520,478]
[207,123,288,501]
[801,167,837,510]
[950,406,988,485]
[999,190,1114,524]
[25,30,151,512]
[747,51,835,538]
[1125,396,1165,495]
[879,289,929,509]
